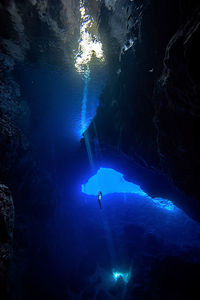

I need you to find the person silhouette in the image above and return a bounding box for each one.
[97,191,102,208]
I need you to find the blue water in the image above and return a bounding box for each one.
[14,64,105,144]
[13,62,200,299]
[57,171,200,298]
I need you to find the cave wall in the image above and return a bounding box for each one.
[154,7,200,201]
[0,53,29,184]
[87,0,200,205]
[0,184,14,299]
[0,2,72,295]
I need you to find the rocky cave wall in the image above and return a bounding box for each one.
[87,0,200,210]
[0,185,14,299]
[0,50,62,298]
[0,1,74,296]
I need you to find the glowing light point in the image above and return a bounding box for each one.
[113,271,131,284]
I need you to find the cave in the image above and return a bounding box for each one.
[0,0,200,299]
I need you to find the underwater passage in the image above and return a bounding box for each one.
[81,168,175,211]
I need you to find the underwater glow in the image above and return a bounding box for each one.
[80,69,90,135]
[81,168,147,196]
[81,168,176,211]
[74,0,105,136]
[113,271,131,284]
[75,0,104,74]
[151,197,175,211]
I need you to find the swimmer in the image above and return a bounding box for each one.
[98,191,102,208]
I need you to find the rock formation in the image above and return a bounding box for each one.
[0,184,14,299]
[86,0,200,210]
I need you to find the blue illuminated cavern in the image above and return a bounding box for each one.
[0,0,200,299]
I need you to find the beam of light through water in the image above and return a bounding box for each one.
[81,168,176,211]
[80,69,90,135]
[84,131,95,170]
[74,0,105,137]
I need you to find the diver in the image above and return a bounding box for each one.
[98,191,102,209]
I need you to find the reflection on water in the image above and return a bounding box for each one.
[74,0,104,74]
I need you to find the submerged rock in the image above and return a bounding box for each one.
[154,8,200,201]
[0,184,14,299]
[0,52,29,182]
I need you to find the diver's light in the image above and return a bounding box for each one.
[113,272,121,279]
[113,271,131,284]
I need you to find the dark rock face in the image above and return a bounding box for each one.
[0,53,29,183]
[0,184,14,299]
[86,1,200,211]
[154,8,200,201]
[133,256,200,299]
[0,10,63,296]
[0,0,80,67]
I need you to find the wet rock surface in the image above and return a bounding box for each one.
[87,0,200,210]
[0,53,29,183]
[0,35,61,300]
[0,0,80,67]
[0,184,14,299]
[154,8,200,201]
